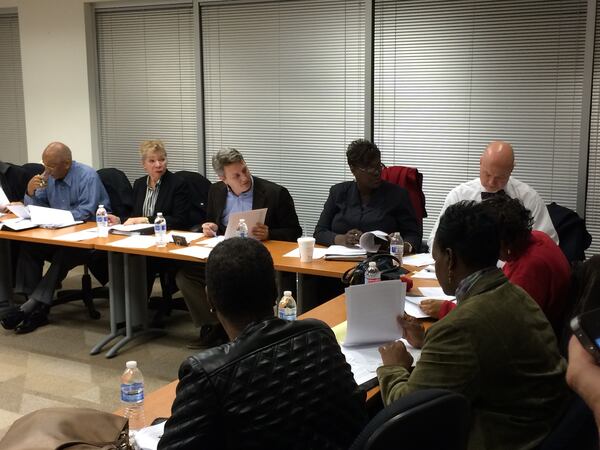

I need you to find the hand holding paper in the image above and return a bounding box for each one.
[398,314,425,349]
[378,340,413,369]
[224,208,267,239]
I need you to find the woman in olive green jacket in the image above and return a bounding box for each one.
[377,200,569,450]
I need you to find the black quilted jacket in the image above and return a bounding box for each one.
[158,317,367,449]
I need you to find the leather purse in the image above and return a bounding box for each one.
[342,253,413,290]
[0,407,130,450]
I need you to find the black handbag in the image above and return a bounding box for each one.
[342,253,409,286]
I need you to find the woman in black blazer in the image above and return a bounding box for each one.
[108,140,190,230]
[107,140,190,321]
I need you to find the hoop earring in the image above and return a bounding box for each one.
[209,307,215,314]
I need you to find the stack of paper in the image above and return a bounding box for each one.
[402,253,435,267]
[7,204,81,229]
[324,245,366,261]
[344,280,406,346]
[110,224,155,235]
[170,245,212,259]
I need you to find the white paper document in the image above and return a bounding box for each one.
[224,208,267,239]
[0,218,37,231]
[51,228,99,242]
[404,296,431,318]
[324,245,366,260]
[0,186,10,210]
[197,236,225,247]
[402,253,435,267]
[358,230,389,253]
[419,287,455,301]
[26,205,80,228]
[110,223,155,235]
[107,235,156,249]
[133,421,165,450]
[283,247,328,259]
[344,280,406,346]
[341,339,422,386]
[411,268,438,280]
[7,204,30,219]
[170,245,212,259]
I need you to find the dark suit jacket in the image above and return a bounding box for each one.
[132,170,191,230]
[206,176,302,242]
[0,161,29,202]
[314,180,422,250]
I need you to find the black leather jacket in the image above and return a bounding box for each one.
[158,317,367,449]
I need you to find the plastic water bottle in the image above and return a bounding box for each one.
[236,218,248,238]
[154,212,167,247]
[365,261,381,284]
[96,204,109,238]
[278,290,297,321]
[389,232,404,267]
[121,361,145,432]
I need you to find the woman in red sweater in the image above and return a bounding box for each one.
[421,195,571,333]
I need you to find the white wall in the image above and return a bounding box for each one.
[0,0,116,165]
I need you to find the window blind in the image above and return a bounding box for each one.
[95,5,198,181]
[0,13,27,164]
[586,3,600,255]
[374,0,586,240]
[201,0,365,235]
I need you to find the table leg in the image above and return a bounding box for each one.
[296,272,304,314]
[105,253,165,358]
[0,239,14,307]
[90,251,125,355]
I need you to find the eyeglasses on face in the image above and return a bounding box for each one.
[354,162,386,176]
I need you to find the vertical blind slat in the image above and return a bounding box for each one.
[95,6,198,182]
[201,0,365,235]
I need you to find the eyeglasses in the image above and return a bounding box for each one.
[354,162,386,176]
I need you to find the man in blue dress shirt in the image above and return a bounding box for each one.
[0,142,110,334]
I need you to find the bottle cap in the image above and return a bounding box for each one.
[239,219,246,223]
[126,361,137,369]
[98,204,104,208]
[369,261,377,268]
[284,291,292,297]
[157,212,163,216]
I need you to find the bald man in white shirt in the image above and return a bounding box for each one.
[427,141,558,250]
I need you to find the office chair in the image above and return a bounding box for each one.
[547,202,592,263]
[147,171,212,325]
[537,392,598,450]
[381,165,427,252]
[54,168,134,319]
[175,170,211,229]
[20,162,45,181]
[350,388,470,450]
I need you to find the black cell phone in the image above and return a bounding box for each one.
[570,307,600,363]
[172,235,189,246]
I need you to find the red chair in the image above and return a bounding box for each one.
[381,166,427,226]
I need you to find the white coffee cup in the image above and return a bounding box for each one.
[297,237,316,263]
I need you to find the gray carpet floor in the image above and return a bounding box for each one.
[0,267,197,438]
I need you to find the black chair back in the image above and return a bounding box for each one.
[547,202,592,263]
[97,168,134,223]
[21,162,45,180]
[176,170,211,226]
[350,389,470,450]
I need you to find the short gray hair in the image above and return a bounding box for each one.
[212,147,245,177]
